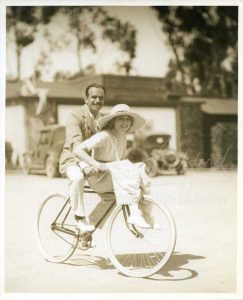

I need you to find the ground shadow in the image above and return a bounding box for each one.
[63,253,114,270]
[147,252,205,281]
[63,251,205,281]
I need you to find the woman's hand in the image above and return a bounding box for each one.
[96,162,107,172]
[74,145,106,174]
[84,162,107,177]
[93,162,107,172]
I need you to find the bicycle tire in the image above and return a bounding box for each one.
[107,199,176,278]
[36,193,79,263]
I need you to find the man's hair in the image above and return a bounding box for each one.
[85,83,106,97]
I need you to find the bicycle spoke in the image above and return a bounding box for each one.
[36,193,78,262]
[142,236,165,263]
[107,201,176,277]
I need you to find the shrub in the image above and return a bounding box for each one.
[211,122,237,169]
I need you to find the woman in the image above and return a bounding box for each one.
[74,104,152,229]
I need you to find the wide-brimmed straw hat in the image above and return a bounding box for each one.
[98,104,146,133]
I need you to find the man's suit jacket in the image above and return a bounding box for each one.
[59,104,101,176]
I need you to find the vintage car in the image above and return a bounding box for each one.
[22,125,65,178]
[125,131,188,177]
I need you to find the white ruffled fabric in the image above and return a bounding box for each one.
[105,160,152,205]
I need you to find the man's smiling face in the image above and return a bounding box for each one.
[85,87,105,117]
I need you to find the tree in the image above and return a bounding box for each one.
[60,7,137,76]
[6,7,58,80]
[154,6,238,98]
[59,7,97,72]
[7,6,137,81]
[100,12,137,74]
[7,7,36,80]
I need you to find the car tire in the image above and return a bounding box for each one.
[144,158,158,177]
[22,154,32,175]
[45,156,58,178]
[176,161,187,175]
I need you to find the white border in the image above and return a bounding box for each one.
[1,0,242,6]
[1,1,243,300]
[0,1,6,297]
[237,4,243,299]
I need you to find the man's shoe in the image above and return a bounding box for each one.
[127,214,152,229]
[76,220,95,232]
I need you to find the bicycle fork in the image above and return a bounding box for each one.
[122,206,144,238]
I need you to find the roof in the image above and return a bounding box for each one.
[6,75,104,99]
[201,99,237,115]
[6,74,175,106]
[140,131,171,137]
[7,77,236,114]
[181,96,237,115]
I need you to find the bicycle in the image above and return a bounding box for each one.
[36,185,176,278]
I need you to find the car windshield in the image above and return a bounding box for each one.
[147,135,170,148]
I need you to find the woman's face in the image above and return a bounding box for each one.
[113,115,133,134]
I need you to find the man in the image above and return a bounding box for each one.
[59,83,106,232]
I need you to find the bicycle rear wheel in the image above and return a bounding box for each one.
[107,199,176,277]
[36,193,78,263]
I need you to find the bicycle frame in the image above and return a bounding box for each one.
[36,189,177,276]
[51,186,143,239]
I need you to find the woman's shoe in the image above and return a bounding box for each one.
[127,214,152,228]
[152,222,161,230]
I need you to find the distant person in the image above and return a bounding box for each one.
[59,83,106,232]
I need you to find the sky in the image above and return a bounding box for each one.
[6,6,173,81]
[104,6,172,76]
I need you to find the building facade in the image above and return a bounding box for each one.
[6,74,237,169]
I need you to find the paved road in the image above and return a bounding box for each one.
[5,169,237,293]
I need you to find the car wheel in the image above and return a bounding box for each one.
[144,158,158,177]
[22,154,32,175]
[176,161,187,175]
[45,156,58,178]
[125,147,158,177]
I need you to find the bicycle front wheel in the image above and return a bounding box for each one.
[107,199,176,278]
[36,193,79,263]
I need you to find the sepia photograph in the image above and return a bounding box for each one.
[1,0,242,298]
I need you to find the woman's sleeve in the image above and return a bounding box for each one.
[79,131,108,152]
